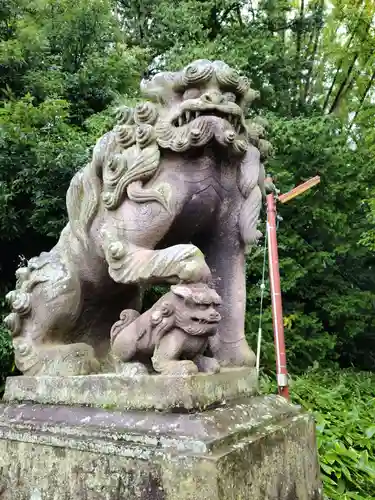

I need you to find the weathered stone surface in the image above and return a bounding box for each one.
[5,59,272,377]
[3,368,258,411]
[0,395,323,499]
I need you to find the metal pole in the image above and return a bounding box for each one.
[266,189,290,400]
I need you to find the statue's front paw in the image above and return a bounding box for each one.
[167,360,199,376]
[194,355,220,374]
[178,251,212,283]
[114,361,149,377]
[152,359,199,376]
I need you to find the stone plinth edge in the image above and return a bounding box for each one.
[3,367,258,411]
[0,395,323,500]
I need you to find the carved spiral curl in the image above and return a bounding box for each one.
[13,339,33,357]
[224,130,236,144]
[136,124,156,149]
[183,60,213,86]
[189,128,202,144]
[101,152,128,208]
[3,312,21,337]
[6,290,31,317]
[119,309,140,323]
[246,118,273,160]
[214,61,240,89]
[115,125,136,149]
[115,106,135,125]
[134,102,158,125]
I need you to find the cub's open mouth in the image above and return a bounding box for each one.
[171,109,244,135]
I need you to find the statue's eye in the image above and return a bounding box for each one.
[182,88,201,100]
[197,304,207,310]
[224,92,236,103]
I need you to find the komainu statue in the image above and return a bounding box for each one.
[111,283,222,376]
[5,59,272,376]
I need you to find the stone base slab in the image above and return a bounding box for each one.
[0,395,322,499]
[3,367,257,411]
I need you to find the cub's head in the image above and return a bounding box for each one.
[165,283,222,337]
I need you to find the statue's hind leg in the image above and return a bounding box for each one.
[5,251,100,376]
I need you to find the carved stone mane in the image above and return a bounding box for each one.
[66,59,272,249]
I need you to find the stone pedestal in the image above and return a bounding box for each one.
[0,369,322,500]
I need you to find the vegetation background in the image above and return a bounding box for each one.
[0,0,374,498]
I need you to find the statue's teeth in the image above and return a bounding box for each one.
[195,111,200,118]
[178,116,184,127]
[185,111,191,122]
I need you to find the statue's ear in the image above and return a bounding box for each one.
[171,284,193,301]
[160,302,175,317]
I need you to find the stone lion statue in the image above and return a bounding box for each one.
[110,283,222,376]
[5,59,272,376]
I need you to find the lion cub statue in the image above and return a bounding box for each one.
[110,283,222,376]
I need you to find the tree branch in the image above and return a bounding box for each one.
[349,68,375,130]
[323,3,365,112]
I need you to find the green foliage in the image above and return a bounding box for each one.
[0,297,15,393]
[0,324,13,391]
[246,114,375,373]
[272,369,375,500]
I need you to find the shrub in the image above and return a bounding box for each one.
[262,368,375,500]
[0,321,14,394]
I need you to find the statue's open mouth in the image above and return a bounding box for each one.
[171,108,246,135]
[157,103,249,152]
[192,318,219,325]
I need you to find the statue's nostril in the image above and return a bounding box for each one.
[201,92,225,105]
[202,93,212,103]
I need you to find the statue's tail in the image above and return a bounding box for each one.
[66,131,120,248]
[66,161,101,248]
[238,120,274,253]
[238,146,263,252]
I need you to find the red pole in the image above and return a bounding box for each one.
[266,189,290,400]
